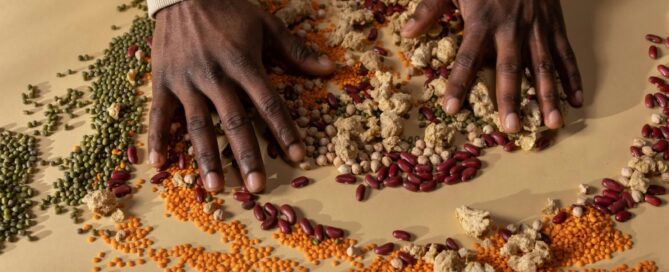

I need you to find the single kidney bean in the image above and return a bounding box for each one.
[602,178,625,192]
[463,144,480,157]
[261,216,277,230]
[498,229,512,241]
[646,34,663,43]
[615,210,632,222]
[419,106,436,121]
[253,204,266,221]
[127,146,138,164]
[267,142,278,159]
[327,93,338,108]
[432,173,447,183]
[356,184,366,201]
[392,230,411,241]
[403,181,418,192]
[621,192,635,209]
[406,173,422,185]
[336,174,356,184]
[416,164,432,173]
[419,181,437,192]
[397,160,413,173]
[278,219,291,234]
[647,184,667,195]
[178,153,187,170]
[193,187,206,203]
[453,151,471,161]
[461,167,477,181]
[364,174,381,189]
[649,45,659,59]
[113,185,132,198]
[111,170,131,181]
[481,134,496,147]
[367,28,378,41]
[641,124,652,138]
[594,195,615,206]
[279,205,296,224]
[664,150,669,160]
[650,76,668,86]
[630,146,643,157]
[645,194,662,206]
[659,65,669,78]
[653,127,662,139]
[603,189,621,200]
[462,158,482,169]
[491,131,509,145]
[264,203,278,217]
[241,200,256,210]
[450,165,464,176]
[291,176,309,188]
[314,224,325,241]
[444,175,460,185]
[107,179,125,188]
[373,46,388,56]
[233,192,253,202]
[503,142,517,152]
[398,251,416,265]
[659,83,669,93]
[400,152,417,165]
[594,203,610,215]
[299,218,314,235]
[552,211,568,224]
[437,159,456,172]
[325,226,344,239]
[653,140,668,152]
[445,238,459,250]
[127,44,139,58]
[608,199,626,214]
[534,136,552,151]
[376,165,388,181]
[150,171,170,184]
[655,93,668,108]
[384,176,402,187]
[645,93,655,108]
[374,243,395,255]
[388,163,399,177]
[661,127,669,139]
[387,152,400,160]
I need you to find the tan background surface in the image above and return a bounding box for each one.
[1,0,669,271]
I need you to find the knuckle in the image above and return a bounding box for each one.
[454,53,476,70]
[540,92,557,104]
[417,0,440,14]
[196,150,219,169]
[149,132,168,147]
[560,47,577,62]
[226,51,258,76]
[258,95,284,116]
[496,62,521,75]
[236,149,260,173]
[199,61,223,84]
[221,112,250,132]
[187,115,210,133]
[534,60,555,74]
[500,93,517,104]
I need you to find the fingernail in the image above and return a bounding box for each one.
[318,55,333,67]
[444,97,460,115]
[572,90,583,106]
[504,113,520,132]
[401,18,417,37]
[547,109,562,128]
[204,172,224,193]
[149,151,162,168]
[246,171,266,193]
[288,143,306,162]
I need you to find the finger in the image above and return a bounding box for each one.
[494,31,523,133]
[148,81,178,168]
[197,77,267,193]
[548,5,583,107]
[401,0,453,38]
[223,54,306,164]
[442,29,488,115]
[263,15,335,76]
[178,87,225,193]
[528,24,562,129]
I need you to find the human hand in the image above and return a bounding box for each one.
[148,0,335,193]
[402,0,583,133]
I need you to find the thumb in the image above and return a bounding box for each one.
[264,16,335,76]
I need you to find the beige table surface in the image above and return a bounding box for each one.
[1,1,669,271]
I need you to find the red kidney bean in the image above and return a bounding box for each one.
[664,150,669,160]
[253,204,266,221]
[601,178,625,192]
[392,230,411,241]
[659,65,669,78]
[126,44,139,58]
[325,226,345,240]
[645,93,655,108]
[433,173,447,183]
[279,205,296,224]
[661,127,669,139]
[176,153,186,170]
[327,93,338,108]
[356,184,366,201]
[344,84,359,94]
[398,251,416,265]
[406,173,421,185]
[374,243,395,255]
[449,165,464,176]
[650,76,668,86]
[463,144,480,157]
[594,203,610,215]
[621,192,635,209]
[647,184,667,195]
[481,134,496,147]
[150,171,169,184]
[498,229,512,241]
[290,176,309,188]
[453,151,471,161]
[112,185,132,198]
[461,167,477,181]
[242,200,256,210]
[384,176,403,187]
[419,181,437,192]
[373,46,388,56]
[655,93,668,108]
[419,106,436,121]
[403,181,419,192]
[233,192,253,202]
[192,186,205,203]
[367,28,378,41]
[491,131,509,145]
[653,127,662,139]
[400,152,417,165]
[445,238,459,250]
[630,146,643,157]
[376,165,388,181]
[397,159,412,173]
[364,174,381,189]
[278,219,292,234]
[314,224,325,241]
[649,45,659,59]
[503,142,516,152]
[416,164,432,173]
[106,179,125,188]
[387,152,400,160]
[415,171,432,181]
[388,163,399,177]
[267,142,278,159]
[653,140,668,152]
[437,159,456,172]
[111,170,130,181]
[264,203,278,217]
[534,136,552,151]
[594,195,615,206]
[126,146,138,164]
[646,34,663,43]
[335,174,356,184]
[552,211,568,224]
[603,189,621,200]
[261,216,277,230]
[659,83,669,93]
[642,124,652,138]
[299,218,314,235]
[608,199,626,214]
[615,210,632,222]
[462,158,482,169]
[444,175,460,185]
[645,194,662,206]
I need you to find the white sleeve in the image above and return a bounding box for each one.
[147,0,184,18]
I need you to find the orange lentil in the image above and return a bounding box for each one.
[87,236,96,243]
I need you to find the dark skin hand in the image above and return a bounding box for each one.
[402,0,584,133]
[149,0,335,193]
